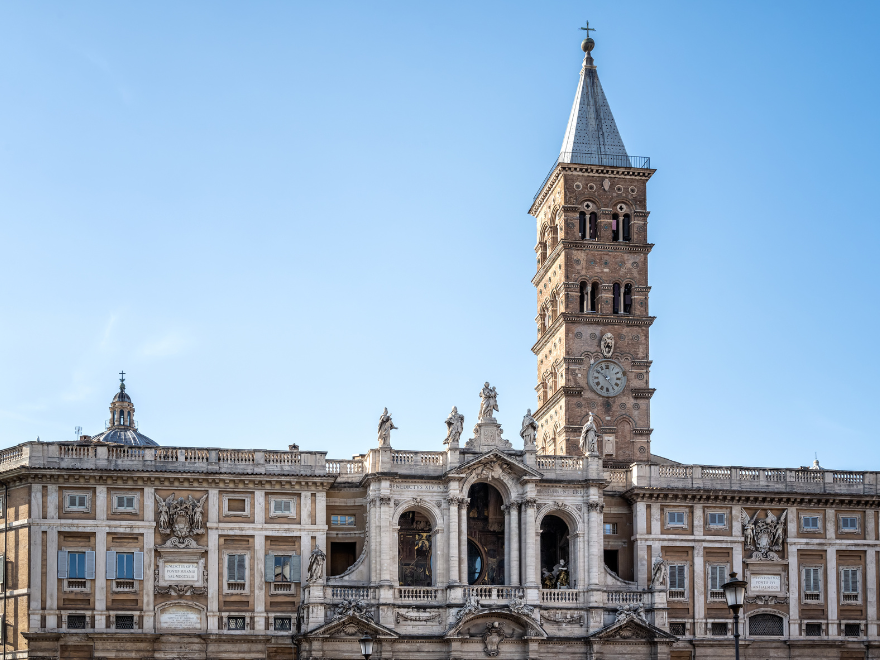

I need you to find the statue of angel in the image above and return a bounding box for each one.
[377,408,398,447]
[579,413,598,454]
[650,557,667,589]
[307,546,326,583]
[478,382,498,421]
[155,492,174,534]
[520,409,538,449]
[770,510,787,550]
[444,406,465,445]
[189,494,208,533]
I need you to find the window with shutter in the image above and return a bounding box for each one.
[840,568,859,603]
[668,564,687,600]
[0,554,5,586]
[708,565,728,600]
[802,567,821,602]
[225,553,248,593]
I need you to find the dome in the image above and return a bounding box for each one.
[112,390,132,403]
[89,427,159,447]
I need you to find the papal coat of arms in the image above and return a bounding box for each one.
[742,509,786,561]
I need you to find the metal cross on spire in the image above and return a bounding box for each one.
[119,370,126,388]
[580,20,596,37]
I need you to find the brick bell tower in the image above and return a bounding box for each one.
[529,30,655,462]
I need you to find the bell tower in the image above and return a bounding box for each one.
[529,31,655,462]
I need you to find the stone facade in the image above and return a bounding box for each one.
[0,32,877,660]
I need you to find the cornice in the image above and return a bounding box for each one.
[532,314,657,354]
[532,242,654,285]
[529,164,656,216]
[11,470,336,490]
[622,488,880,508]
[631,388,656,399]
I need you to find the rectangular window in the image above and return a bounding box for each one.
[840,516,859,532]
[803,567,822,602]
[603,523,617,535]
[844,623,861,637]
[331,515,356,527]
[840,568,860,603]
[805,623,823,637]
[669,622,686,636]
[226,498,247,513]
[66,493,89,511]
[274,617,292,631]
[272,499,293,515]
[117,553,135,580]
[227,616,246,630]
[115,615,135,630]
[710,622,728,636]
[114,495,136,512]
[666,511,686,527]
[668,563,687,599]
[802,515,820,531]
[69,552,87,579]
[67,614,88,629]
[274,555,292,582]
[708,565,728,600]
[707,512,727,527]
[226,553,247,592]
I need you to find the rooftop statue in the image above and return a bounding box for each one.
[520,409,538,449]
[579,413,599,455]
[478,382,499,422]
[444,406,465,445]
[377,407,397,447]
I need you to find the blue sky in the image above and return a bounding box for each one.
[1,1,877,470]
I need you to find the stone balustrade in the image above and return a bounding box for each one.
[3,441,326,476]
[463,585,524,603]
[606,463,880,495]
[540,588,585,604]
[394,587,441,602]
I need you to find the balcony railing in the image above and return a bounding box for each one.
[464,586,523,603]
[541,589,585,604]
[534,152,652,202]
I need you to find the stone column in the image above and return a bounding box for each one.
[369,492,378,584]
[143,527,155,632]
[29,486,42,629]
[523,499,538,589]
[788,544,799,638]
[95,529,107,629]
[207,488,220,631]
[634,501,648,587]
[46,527,58,629]
[827,548,838,636]
[255,490,265,526]
[510,503,520,586]
[254,532,266,630]
[693,545,705,636]
[866,547,877,637]
[503,504,511,585]
[459,500,469,585]
[447,497,459,585]
[586,499,602,588]
[379,495,392,585]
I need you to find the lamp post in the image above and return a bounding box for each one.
[359,633,374,660]
[721,571,747,660]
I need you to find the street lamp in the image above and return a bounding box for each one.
[722,571,747,660]
[359,633,374,660]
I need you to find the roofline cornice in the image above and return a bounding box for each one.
[532,314,656,354]
[529,163,657,216]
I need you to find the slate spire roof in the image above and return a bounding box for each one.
[559,36,628,163]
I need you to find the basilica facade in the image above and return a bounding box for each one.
[0,33,877,660]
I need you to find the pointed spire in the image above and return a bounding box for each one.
[559,26,628,165]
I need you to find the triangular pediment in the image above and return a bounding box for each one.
[308,613,399,639]
[447,448,541,481]
[587,615,677,643]
[445,607,547,639]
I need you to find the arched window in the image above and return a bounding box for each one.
[622,214,631,242]
[611,214,619,242]
[578,212,586,240]
[578,282,587,312]
[749,613,784,636]
[466,483,505,585]
[545,305,553,330]
[549,293,558,320]
[590,282,599,312]
[589,212,598,240]
[397,511,433,586]
[540,515,571,589]
[613,283,621,314]
[623,283,632,314]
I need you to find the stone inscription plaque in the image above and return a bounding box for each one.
[750,575,781,592]
[164,562,199,581]
[160,605,202,630]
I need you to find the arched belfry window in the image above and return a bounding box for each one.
[578,212,586,240]
[613,283,621,314]
[622,214,631,242]
[611,214,619,242]
[589,212,598,240]
[590,282,599,312]
[578,282,587,312]
[623,283,633,314]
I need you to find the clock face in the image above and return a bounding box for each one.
[589,360,626,397]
